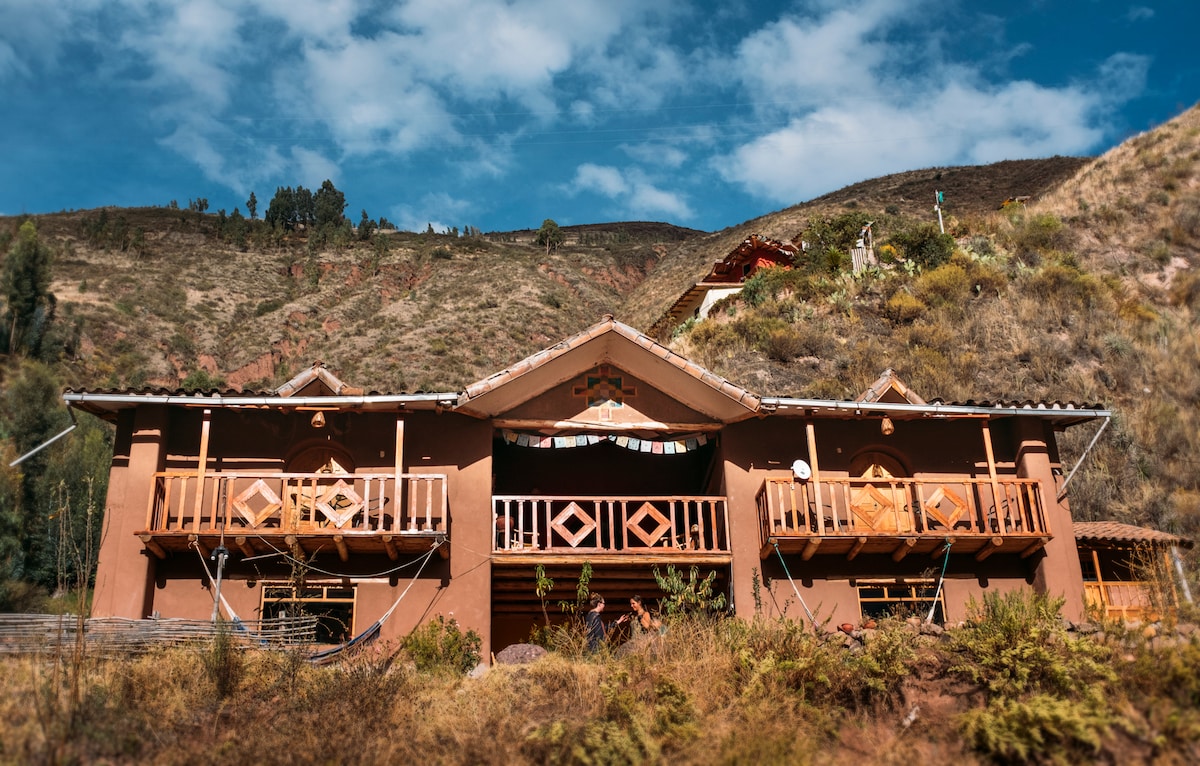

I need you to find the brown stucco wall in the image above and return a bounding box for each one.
[719,414,1082,626]
[91,406,497,653]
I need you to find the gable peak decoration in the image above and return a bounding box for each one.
[455,315,760,422]
[573,364,636,409]
[855,368,926,406]
[274,361,364,398]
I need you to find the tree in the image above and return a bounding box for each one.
[358,209,376,241]
[265,186,296,230]
[246,191,258,220]
[2,221,56,357]
[313,180,346,229]
[535,218,563,255]
[295,186,315,227]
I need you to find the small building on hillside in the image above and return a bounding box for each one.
[1074,521,1194,620]
[68,316,1118,653]
[651,235,797,336]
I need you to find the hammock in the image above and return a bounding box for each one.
[195,537,444,663]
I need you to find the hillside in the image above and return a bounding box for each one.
[2,106,1198,548]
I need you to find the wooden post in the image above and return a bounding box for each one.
[981,421,1003,532]
[192,409,212,531]
[394,418,405,530]
[806,420,824,535]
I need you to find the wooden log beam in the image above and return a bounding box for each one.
[801,538,821,561]
[235,536,255,558]
[139,534,167,560]
[333,535,349,562]
[890,538,916,563]
[847,536,868,561]
[382,535,399,561]
[974,536,1004,562]
[1020,537,1050,558]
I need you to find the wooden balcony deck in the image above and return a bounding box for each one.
[757,476,1052,561]
[492,495,730,564]
[139,471,448,561]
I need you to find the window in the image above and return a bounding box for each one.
[857,581,944,623]
[262,582,356,644]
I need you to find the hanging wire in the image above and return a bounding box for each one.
[772,541,818,632]
[925,539,953,623]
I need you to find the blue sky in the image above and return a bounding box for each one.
[2,1,1196,233]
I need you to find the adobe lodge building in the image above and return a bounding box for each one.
[67,315,1124,653]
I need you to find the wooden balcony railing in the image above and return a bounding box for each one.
[757,476,1051,560]
[1083,581,1156,620]
[492,495,729,557]
[140,471,447,559]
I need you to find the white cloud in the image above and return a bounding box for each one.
[1126,6,1154,22]
[391,191,473,234]
[714,0,1145,203]
[569,163,693,220]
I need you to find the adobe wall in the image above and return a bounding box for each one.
[720,415,1070,625]
[91,406,166,619]
[92,406,496,651]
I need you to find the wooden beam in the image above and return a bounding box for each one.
[333,535,349,562]
[382,535,399,560]
[847,536,868,561]
[974,536,1004,562]
[139,534,167,560]
[801,538,821,561]
[890,538,916,562]
[235,536,255,558]
[1020,537,1050,558]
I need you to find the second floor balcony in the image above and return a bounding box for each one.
[757,476,1052,561]
[492,495,730,563]
[139,471,448,561]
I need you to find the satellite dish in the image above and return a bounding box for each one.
[791,459,812,481]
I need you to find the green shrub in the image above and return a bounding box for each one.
[959,694,1109,762]
[1009,212,1071,255]
[914,263,970,307]
[884,291,925,323]
[889,223,955,270]
[1019,263,1106,313]
[401,615,482,675]
[950,591,1113,699]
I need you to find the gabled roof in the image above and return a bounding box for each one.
[855,368,926,405]
[455,315,760,423]
[649,234,796,336]
[1073,521,1194,549]
[274,362,363,398]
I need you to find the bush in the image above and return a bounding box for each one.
[914,263,970,307]
[889,223,955,270]
[884,291,925,323]
[401,615,482,675]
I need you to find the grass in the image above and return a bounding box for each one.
[1,596,1198,764]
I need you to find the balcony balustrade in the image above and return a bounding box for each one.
[757,476,1051,561]
[139,471,447,560]
[492,495,730,561]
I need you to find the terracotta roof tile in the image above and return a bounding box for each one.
[1073,521,1193,548]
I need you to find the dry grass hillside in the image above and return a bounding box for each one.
[2,104,1197,548]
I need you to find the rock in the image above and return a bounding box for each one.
[467,662,489,679]
[919,622,944,637]
[494,643,548,665]
[1073,621,1099,634]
